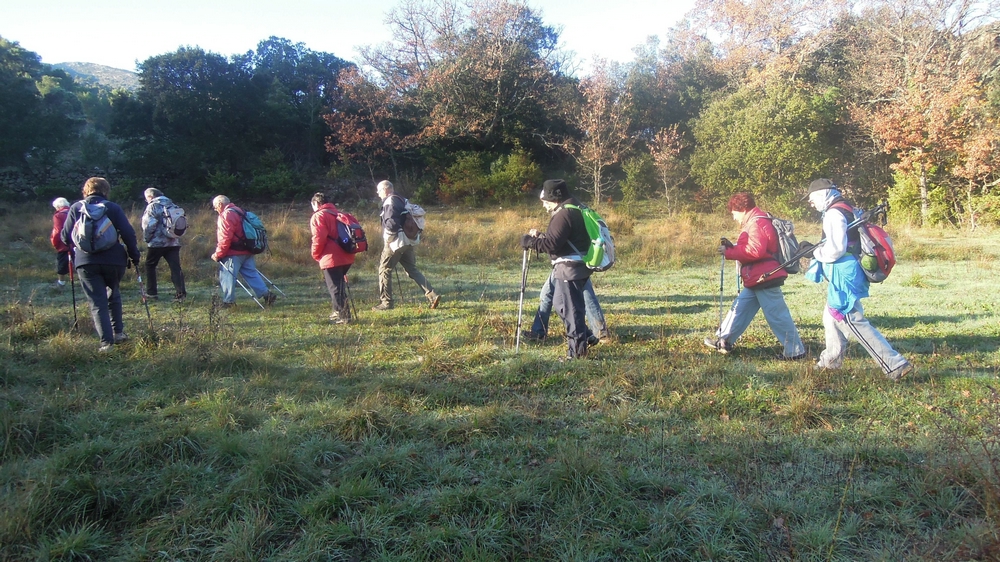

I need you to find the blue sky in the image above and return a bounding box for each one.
[3,0,696,73]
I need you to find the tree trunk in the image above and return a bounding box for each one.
[918,163,929,225]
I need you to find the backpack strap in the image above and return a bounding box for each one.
[318,208,342,241]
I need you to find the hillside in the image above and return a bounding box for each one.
[53,61,139,92]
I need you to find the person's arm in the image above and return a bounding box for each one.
[526,208,573,255]
[310,212,327,262]
[382,196,405,233]
[814,210,849,263]
[60,204,77,249]
[110,203,141,266]
[212,208,237,260]
[141,203,158,243]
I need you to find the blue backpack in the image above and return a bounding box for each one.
[71,202,119,253]
[231,208,267,254]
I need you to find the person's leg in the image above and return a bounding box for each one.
[332,264,350,319]
[56,251,69,284]
[107,264,125,338]
[397,246,437,301]
[554,278,589,358]
[77,265,113,345]
[582,278,608,337]
[530,271,555,337]
[144,246,164,296]
[756,286,806,357]
[162,246,186,298]
[376,245,397,307]
[716,287,762,346]
[218,256,239,303]
[842,302,909,375]
[817,306,850,369]
[238,255,269,297]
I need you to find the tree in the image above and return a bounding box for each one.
[648,124,689,213]
[567,60,633,204]
[690,80,837,213]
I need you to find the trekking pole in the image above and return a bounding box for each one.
[515,248,530,353]
[756,202,890,284]
[135,264,154,332]
[717,243,725,335]
[69,255,78,331]
[221,261,265,309]
[394,266,406,304]
[344,275,358,321]
[258,270,286,297]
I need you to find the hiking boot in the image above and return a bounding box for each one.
[598,330,612,344]
[53,280,66,289]
[587,334,600,347]
[221,302,235,309]
[334,317,350,325]
[522,331,545,342]
[174,293,186,302]
[263,293,277,306]
[887,362,914,381]
[146,293,158,300]
[114,332,129,343]
[372,302,393,311]
[429,293,441,309]
[98,342,114,353]
[703,337,732,354]
[777,352,806,361]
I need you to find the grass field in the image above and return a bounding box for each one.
[1,200,999,561]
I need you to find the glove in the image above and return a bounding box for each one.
[797,241,815,256]
[520,234,534,250]
[720,238,734,249]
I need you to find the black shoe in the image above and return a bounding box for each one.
[777,352,807,361]
[522,331,545,342]
[263,293,277,306]
[587,334,600,347]
[174,293,186,302]
[221,302,235,308]
[146,294,158,300]
[703,337,732,354]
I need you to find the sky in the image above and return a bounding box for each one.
[2,0,697,73]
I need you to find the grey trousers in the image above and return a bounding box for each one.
[818,302,908,374]
[717,285,805,357]
[377,244,435,305]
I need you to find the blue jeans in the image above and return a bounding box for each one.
[716,285,805,357]
[219,254,269,303]
[77,263,126,345]
[531,271,607,337]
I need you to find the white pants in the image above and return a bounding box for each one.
[818,302,908,375]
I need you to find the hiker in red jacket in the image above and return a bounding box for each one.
[310,192,356,324]
[50,197,72,288]
[211,195,275,308]
[704,192,806,360]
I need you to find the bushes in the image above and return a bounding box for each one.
[437,149,542,206]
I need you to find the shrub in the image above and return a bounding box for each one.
[438,152,490,205]
[485,149,542,204]
[620,154,657,204]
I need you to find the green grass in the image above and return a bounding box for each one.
[1,202,999,560]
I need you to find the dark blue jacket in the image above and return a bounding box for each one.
[61,195,141,268]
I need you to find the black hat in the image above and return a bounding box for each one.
[804,178,836,200]
[540,179,569,202]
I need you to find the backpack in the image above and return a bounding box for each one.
[161,201,187,238]
[71,201,119,253]
[831,202,896,283]
[323,209,368,254]
[766,214,801,274]
[231,208,267,254]
[402,199,426,242]
[563,203,616,271]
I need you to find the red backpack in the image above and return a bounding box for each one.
[831,202,895,283]
[324,210,368,254]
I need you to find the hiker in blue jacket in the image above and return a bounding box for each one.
[60,177,142,352]
[801,179,913,380]
[520,179,593,359]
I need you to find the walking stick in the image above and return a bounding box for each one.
[69,255,78,330]
[717,244,725,335]
[344,275,357,321]
[394,266,407,304]
[221,260,265,309]
[135,265,154,332]
[756,202,890,284]
[258,270,286,297]
[515,248,530,353]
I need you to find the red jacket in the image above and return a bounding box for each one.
[723,207,786,288]
[212,203,253,261]
[51,207,70,252]
[310,203,355,269]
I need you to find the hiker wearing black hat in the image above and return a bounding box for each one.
[520,179,594,359]
[801,179,913,381]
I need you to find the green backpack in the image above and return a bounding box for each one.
[563,204,616,272]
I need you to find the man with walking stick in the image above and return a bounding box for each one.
[211,195,276,308]
[703,192,805,359]
[520,179,593,360]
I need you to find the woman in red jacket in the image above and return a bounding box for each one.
[50,197,71,287]
[704,192,806,360]
[310,192,356,324]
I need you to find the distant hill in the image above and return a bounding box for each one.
[53,62,140,92]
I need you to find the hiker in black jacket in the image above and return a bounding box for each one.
[520,179,593,359]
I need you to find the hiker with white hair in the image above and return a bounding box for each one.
[372,180,441,310]
[50,197,71,288]
[141,187,187,302]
